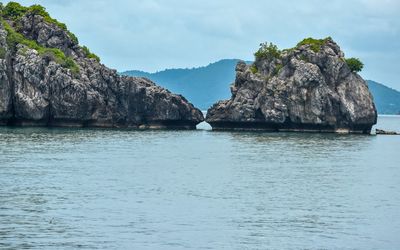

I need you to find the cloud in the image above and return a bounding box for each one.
[4,0,400,89]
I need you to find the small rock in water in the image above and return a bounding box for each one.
[375,129,400,135]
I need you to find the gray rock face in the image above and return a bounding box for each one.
[0,13,203,128]
[206,38,377,134]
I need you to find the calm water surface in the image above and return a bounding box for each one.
[0,116,399,249]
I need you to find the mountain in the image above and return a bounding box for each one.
[366,80,400,115]
[122,60,400,114]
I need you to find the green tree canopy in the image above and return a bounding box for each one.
[345,58,364,72]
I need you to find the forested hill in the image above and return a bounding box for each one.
[367,80,400,114]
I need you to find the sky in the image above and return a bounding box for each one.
[4,0,400,89]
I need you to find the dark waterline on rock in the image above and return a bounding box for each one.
[0,116,399,249]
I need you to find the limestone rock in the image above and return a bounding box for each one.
[0,7,203,128]
[206,38,377,134]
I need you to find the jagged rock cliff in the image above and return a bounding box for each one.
[0,3,203,128]
[206,38,377,134]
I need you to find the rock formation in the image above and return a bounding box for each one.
[0,3,203,129]
[375,129,399,135]
[206,38,377,134]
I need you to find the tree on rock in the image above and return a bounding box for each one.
[345,58,364,72]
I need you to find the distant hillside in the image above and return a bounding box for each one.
[367,80,400,114]
[122,59,241,109]
[121,60,400,114]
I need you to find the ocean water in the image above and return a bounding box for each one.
[0,116,399,249]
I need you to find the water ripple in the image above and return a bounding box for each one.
[0,117,399,249]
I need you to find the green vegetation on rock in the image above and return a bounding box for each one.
[252,37,365,77]
[1,2,78,44]
[296,37,331,53]
[345,57,363,72]
[299,54,308,62]
[254,42,281,61]
[82,46,100,62]
[2,20,79,75]
[0,47,6,59]
[1,2,101,64]
[250,64,258,74]
[1,2,26,20]
[254,37,332,62]
[273,64,283,76]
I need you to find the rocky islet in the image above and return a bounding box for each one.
[206,38,377,134]
[0,3,204,129]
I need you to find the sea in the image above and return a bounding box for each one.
[0,115,399,249]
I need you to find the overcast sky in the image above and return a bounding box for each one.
[5,0,400,89]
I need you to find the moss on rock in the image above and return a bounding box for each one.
[2,2,78,44]
[296,37,331,53]
[2,20,79,75]
[82,45,100,62]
